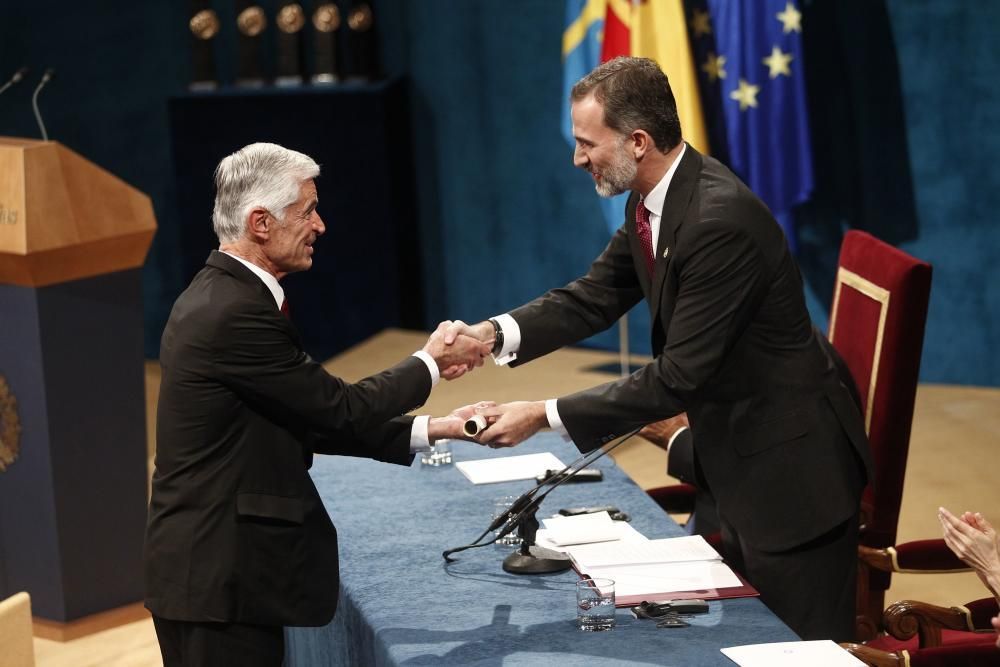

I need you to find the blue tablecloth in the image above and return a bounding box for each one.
[285,433,797,666]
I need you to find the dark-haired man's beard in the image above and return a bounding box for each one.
[593,142,637,197]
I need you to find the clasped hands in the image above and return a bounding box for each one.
[423,319,548,448]
[939,506,1000,646]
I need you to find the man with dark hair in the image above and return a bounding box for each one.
[446,57,871,641]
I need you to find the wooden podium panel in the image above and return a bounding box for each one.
[0,138,156,287]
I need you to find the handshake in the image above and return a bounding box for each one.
[419,320,549,448]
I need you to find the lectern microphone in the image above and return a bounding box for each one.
[32,69,55,141]
[0,67,28,96]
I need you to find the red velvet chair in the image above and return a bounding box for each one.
[645,231,934,640]
[831,232,933,639]
[844,596,1000,664]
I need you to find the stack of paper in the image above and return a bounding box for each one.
[566,535,745,600]
[454,452,565,485]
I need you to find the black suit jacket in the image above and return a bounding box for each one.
[144,251,431,626]
[510,146,872,551]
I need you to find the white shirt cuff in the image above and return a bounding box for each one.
[545,399,572,442]
[409,415,431,453]
[491,313,520,365]
[411,350,440,387]
[666,425,689,454]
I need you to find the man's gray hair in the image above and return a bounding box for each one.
[212,143,320,244]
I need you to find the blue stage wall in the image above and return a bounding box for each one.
[0,1,996,385]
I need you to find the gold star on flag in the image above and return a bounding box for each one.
[762,45,793,78]
[729,79,760,111]
[690,8,712,38]
[701,52,727,82]
[776,2,802,33]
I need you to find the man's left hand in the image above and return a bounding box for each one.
[428,401,496,442]
[473,401,547,448]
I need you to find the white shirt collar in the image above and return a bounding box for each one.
[220,250,285,310]
[641,142,687,217]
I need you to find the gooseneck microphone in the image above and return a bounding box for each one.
[442,427,642,571]
[0,67,28,96]
[32,69,54,141]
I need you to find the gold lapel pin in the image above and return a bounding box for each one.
[662,248,670,259]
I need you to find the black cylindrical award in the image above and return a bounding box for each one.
[343,1,379,81]
[275,2,306,86]
[188,0,220,90]
[235,1,268,87]
[310,2,340,84]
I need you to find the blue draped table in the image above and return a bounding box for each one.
[286,433,798,666]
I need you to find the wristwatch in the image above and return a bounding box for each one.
[488,318,503,356]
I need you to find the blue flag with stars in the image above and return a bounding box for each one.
[687,0,814,251]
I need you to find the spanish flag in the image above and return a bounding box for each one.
[629,0,710,154]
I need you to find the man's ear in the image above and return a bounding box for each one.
[631,129,655,160]
[247,208,270,241]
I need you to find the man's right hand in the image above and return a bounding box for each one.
[443,320,495,345]
[423,321,493,380]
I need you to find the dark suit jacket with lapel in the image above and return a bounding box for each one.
[509,145,872,552]
[144,251,431,627]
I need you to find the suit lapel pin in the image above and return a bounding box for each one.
[662,247,670,259]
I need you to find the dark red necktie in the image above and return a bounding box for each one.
[280,298,290,319]
[635,200,655,278]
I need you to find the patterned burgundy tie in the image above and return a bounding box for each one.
[635,200,655,278]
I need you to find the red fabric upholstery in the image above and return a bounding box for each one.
[908,642,1000,667]
[829,231,932,613]
[868,629,995,653]
[646,483,697,513]
[894,539,970,571]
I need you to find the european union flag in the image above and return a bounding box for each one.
[561,0,629,235]
[687,0,815,251]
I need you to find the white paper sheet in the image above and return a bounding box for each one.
[454,452,566,485]
[540,512,620,546]
[535,518,648,550]
[565,535,722,570]
[721,640,865,667]
[586,560,742,597]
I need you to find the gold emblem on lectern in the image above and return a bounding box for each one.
[313,4,341,33]
[189,9,221,40]
[277,4,306,33]
[348,3,373,32]
[237,6,268,37]
[0,374,22,473]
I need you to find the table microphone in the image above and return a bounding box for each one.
[442,427,642,568]
[0,67,28,97]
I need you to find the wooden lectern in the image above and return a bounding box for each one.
[0,137,155,633]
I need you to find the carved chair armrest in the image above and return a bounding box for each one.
[859,541,972,574]
[840,643,903,667]
[883,599,977,647]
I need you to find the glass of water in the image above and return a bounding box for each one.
[420,439,452,466]
[492,495,522,546]
[576,578,615,631]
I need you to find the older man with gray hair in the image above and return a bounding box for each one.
[144,143,490,666]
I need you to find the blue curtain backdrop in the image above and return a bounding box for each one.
[1,0,997,386]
